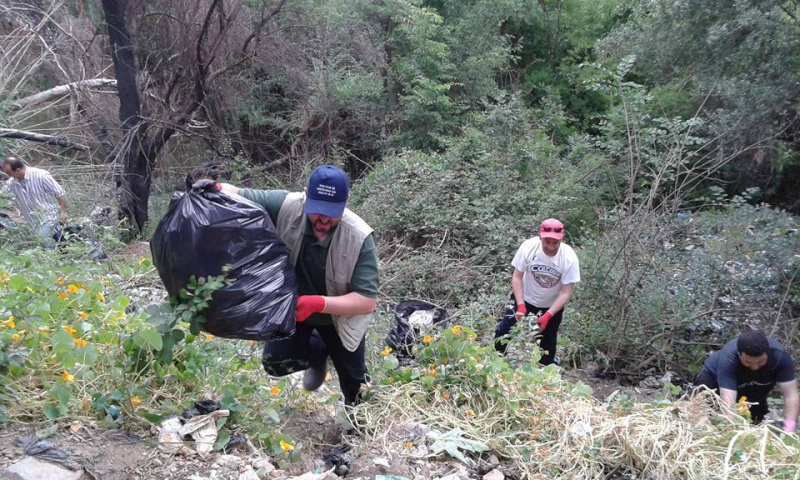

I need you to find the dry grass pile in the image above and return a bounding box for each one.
[352,377,800,479]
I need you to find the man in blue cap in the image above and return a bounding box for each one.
[219,165,379,406]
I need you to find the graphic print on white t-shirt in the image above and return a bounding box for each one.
[531,264,561,288]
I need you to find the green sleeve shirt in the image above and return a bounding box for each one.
[239,187,379,300]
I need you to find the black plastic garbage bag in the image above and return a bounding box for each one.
[151,187,296,340]
[384,299,450,359]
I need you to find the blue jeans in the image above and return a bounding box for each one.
[261,323,368,405]
[493,294,563,365]
[38,223,60,250]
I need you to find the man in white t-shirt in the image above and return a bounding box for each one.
[493,218,580,365]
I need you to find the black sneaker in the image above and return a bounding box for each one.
[303,360,327,391]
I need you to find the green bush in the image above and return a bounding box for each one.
[572,200,800,378]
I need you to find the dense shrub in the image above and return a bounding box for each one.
[572,200,800,379]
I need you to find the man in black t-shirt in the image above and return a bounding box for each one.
[694,330,798,433]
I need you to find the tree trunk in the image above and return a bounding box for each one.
[102,0,151,233]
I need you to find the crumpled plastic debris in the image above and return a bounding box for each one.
[178,409,230,456]
[14,437,70,464]
[157,416,184,454]
[157,409,230,456]
[322,444,352,476]
[223,433,249,453]
[181,399,221,419]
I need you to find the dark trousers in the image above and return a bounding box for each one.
[261,323,368,405]
[493,295,563,365]
[693,369,769,423]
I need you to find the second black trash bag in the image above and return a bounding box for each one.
[384,299,450,359]
[150,188,296,340]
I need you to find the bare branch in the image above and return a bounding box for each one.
[9,79,118,110]
[0,128,89,151]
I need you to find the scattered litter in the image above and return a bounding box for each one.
[569,421,593,437]
[182,399,221,419]
[322,444,352,476]
[373,457,390,470]
[15,437,71,464]
[158,416,184,454]
[178,409,230,456]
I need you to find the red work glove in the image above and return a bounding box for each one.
[296,295,326,322]
[538,311,553,331]
[514,303,527,320]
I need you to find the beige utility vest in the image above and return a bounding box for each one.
[276,192,374,352]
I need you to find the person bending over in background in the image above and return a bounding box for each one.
[694,329,798,433]
[493,218,580,366]
[2,156,68,248]
[211,165,379,406]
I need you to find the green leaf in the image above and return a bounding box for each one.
[35,424,58,439]
[52,383,72,409]
[143,412,164,424]
[382,355,400,370]
[215,431,232,452]
[43,404,59,420]
[134,329,163,351]
[8,276,27,290]
[52,330,75,355]
[30,301,51,316]
[427,428,489,465]
[264,408,280,424]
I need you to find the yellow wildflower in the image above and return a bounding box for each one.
[63,325,78,337]
[78,311,88,320]
[12,333,21,342]
[61,370,74,382]
[0,273,8,281]
[75,282,85,290]
[737,396,749,415]
[67,284,79,293]
[58,292,69,301]
[428,366,438,377]
[380,346,393,356]
[422,335,433,345]
[74,338,88,347]
[406,442,414,449]
[204,333,213,341]
[2,316,15,329]
[129,396,142,407]
[279,440,294,452]
[97,293,106,302]
[452,325,462,336]
[56,276,65,285]
[270,386,281,396]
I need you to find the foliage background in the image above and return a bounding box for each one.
[1,0,799,475]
